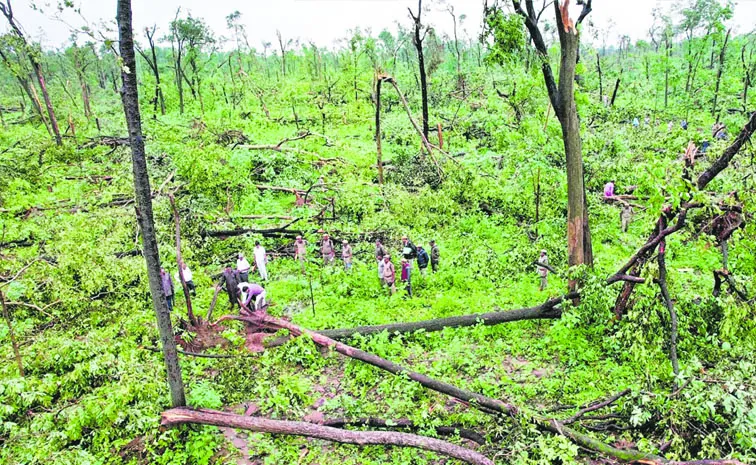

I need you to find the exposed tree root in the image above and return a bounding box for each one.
[161,407,494,465]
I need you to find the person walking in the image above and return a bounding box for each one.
[222,265,240,308]
[176,261,195,296]
[375,239,387,261]
[321,234,336,265]
[537,250,549,291]
[294,236,307,274]
[401,258,412,297]
[416,245,430,276]
[430,240,440,273]
[401,236,417,262]
[160,268,175,312]
[253,241,268,281]
[342,240,353,271]
[237,253,251,282]
[382,255,396,295]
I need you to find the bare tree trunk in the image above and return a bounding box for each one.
[409,0,429,140]
[664,37,671,108]
[596,52,603,103]
[375,76,384,184]
[168,194,196,325]
[161,408,493,465]
[513,0,594,282]
[609,70,622,107]
[712,29,731,116]
[0,291,24,377]
[117,0,186,408]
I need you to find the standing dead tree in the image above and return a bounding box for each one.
[512,0,594,284]
[0,0,62,145]
[117,0,186,407]
[408,0,430,140]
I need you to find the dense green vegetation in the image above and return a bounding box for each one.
[1,0,756,463]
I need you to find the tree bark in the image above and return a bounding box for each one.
[161,408,494,465]
[322,418,485,445]
[168,194,196,325]
[117,0,186,407]
[697,111,756,189]
[609,71,622,107]
[596,52,603,103]
[0,291,24,377]
[409,0,429,140]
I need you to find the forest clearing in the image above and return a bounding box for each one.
[1,0,756,464]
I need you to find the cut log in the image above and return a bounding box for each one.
[161,407,494,465]
[265,294,576,347]
[201,218,302,238]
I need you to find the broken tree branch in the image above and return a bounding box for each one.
[161,407,494,465]
[563,388,631,425]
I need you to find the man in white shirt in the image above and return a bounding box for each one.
[175,261,195,297]
[237,253,251,282]
[253,241,268,281]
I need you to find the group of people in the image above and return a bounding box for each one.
[159,261,195,312]
[603,180,635,233]
[375,236,439,297]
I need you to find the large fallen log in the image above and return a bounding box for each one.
[200,218,302,238]
[161,408,493,465]
[265,294,576,347]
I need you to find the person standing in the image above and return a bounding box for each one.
[401,236,417,262]
[537,250,549,291]
[253,241,268,281]
[378,256,386,286]
[160,268,175,312]
[222,265,240,308]
[294,236,307,274]
[176,261,195,296]
[621,204,634,232]
[430,240,440,273]
[237,253,251,282]
[342,240,353,271]
[416,245,430,276]
[382,255,396,295]
[375,239,387,262]
[401,258,412,297]
[321,234,336,265]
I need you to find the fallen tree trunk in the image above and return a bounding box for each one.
[161,407,494,465]
[321,417,486,445]
[265,294,575,347]
[201,218,302,238]
[214,311,737,464]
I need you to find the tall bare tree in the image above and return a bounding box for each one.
[117,0,186,408]
[137,25,166,116]
[512,0,594,277]
[408,0,430,140]
[0,0,62,145]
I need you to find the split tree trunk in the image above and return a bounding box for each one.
[375,76,384,184]
[117,0,186,407]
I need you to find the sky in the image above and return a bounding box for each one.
[2,0,756,51]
